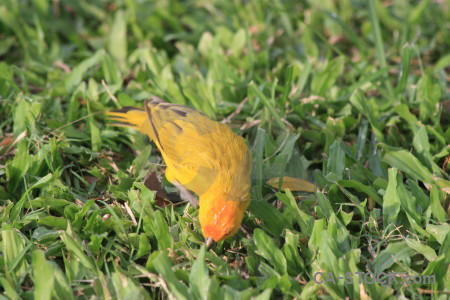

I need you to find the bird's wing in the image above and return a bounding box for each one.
[145,97,225,195]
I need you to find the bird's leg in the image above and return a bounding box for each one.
[172,181,198,208]
[240,224,253,239]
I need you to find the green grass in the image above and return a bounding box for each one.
[1,0,450,299]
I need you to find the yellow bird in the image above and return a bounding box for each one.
[108,97,251,246]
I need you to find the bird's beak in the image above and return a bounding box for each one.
[205,237,214,250]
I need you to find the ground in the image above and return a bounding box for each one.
[0,0,449,299]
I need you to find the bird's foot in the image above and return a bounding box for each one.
[172,181,199,208]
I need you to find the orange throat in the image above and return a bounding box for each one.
[198,194,249,242]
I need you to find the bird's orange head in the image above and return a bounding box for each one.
[199,193,250,242]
